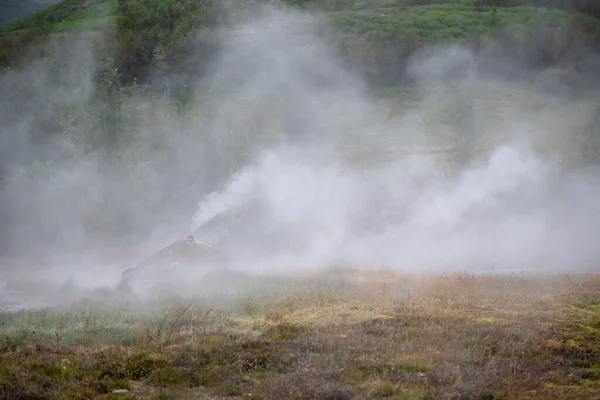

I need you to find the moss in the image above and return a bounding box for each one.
[390,389,426,400]
[104,394,138,400]
[580,369,600,381]
[197,368,223,387]
[359,363,394,375]
[100,353,166,380]
[342,367,365,384]
[474,317,517,326]
[395,326,419,339]
[372,380,398,397]
[360,316,403,336]
[262,322,307,341]
[30,362,63,378]
[398,361,431,374]
[148,366,189,387]
[238,340,288,372]
[185,367,252,396]
[212,381,246,396]
[98,377,132,393]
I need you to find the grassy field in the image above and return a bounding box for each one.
[2,269,600,399]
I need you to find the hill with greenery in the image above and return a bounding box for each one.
[1,0,599,252]
[1,0,600,86]
[0,0,62,26]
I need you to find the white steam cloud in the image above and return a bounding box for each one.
[1,4,599,308]
[188,6,600,274]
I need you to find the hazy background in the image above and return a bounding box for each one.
[1,1,600,307]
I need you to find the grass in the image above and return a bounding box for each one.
[5,0,591,37]
[0,0,117,68]
[2,0,600,71]
[327,2,600,45]
[50,0,119,31]
[1,270,600,399]
[2,0,82,33]
[0,0,118,33]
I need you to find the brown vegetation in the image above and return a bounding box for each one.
[1,270,600,399]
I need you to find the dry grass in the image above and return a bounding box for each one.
[1,270,600,399]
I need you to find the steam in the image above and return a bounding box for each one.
[1,3,599,308]
[188,6,600,273]
[191,138,600,273]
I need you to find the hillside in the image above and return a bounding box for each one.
[0,0,62,26]
[1,0,600,256]
[1,0,600,86]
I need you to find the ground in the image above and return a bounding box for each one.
[1,269,600,399]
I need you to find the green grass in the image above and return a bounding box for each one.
[51,0,119,31]
[1,0,80,33]
[0,0,118,68]
[2,0,599,72]
[2,0,599,38]
[0,0,118,33]
[328,3,600,45]
[0,0,64,26]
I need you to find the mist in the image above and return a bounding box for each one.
[1,3,599,308]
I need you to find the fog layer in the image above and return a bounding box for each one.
[1,4,599,307]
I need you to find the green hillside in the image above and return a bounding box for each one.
[0,0,62,26]
[0,0,599,246]
[1,0,599,85]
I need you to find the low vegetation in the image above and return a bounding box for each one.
[1,270,600,399]
[2,0,600,84]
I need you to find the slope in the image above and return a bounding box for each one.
[1,0,599,82]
